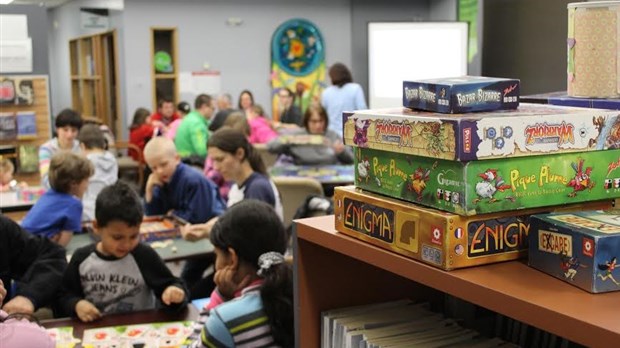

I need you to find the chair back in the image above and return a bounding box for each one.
[272,176,324,228]
[253,143,278,169]
[114,141,145,190]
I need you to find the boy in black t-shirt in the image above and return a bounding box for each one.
[57,182,188,322]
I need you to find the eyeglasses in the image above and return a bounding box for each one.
[279,94,291,98]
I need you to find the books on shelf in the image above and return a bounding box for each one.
[321,299,515,348]
[0,112,17,140]
[16,111,36,139]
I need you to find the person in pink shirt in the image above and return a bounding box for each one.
[247,105,277,144]
[165,101,191,141]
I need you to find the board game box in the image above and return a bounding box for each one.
[528,210,620,293]
[334,186,613,270]
[140,216,181,242]
[402,76,520,113]
[343,104,620,161]
[522,91,620,110]
[354,147,620,216]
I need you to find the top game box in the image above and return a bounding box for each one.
[343,104,620,161]
[403,76,520,113]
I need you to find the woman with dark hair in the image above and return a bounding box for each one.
[192,199,293,347]
[39,108,83,188]
[268,104,354,165]
[238,89,255,116]
[321,62,367,134]
[181,128,283,241]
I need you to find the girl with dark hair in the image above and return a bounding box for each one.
[321,62,367,134]
[129,107,155,162]
[193,199,293,347]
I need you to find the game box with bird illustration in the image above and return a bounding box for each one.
[342,104,620,161]
[354,147,620,215]
[529,210,620,293]
[334,186,612,270]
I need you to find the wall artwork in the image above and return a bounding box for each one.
[0,77,34,105]
[270,18,326,122]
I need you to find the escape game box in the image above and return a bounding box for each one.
[139,216,182,242]
[402,76,520,113]
[528,211,620,293]
[354,147,620,216]
[342,104,620,161]
[334,186,612,270]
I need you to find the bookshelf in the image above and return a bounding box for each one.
[294,215,620,347]
[0,75,51,185]
[150,27,178,110]
[69,30,121,136]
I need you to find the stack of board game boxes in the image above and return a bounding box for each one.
[333,76,620,293]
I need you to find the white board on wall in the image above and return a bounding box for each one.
[368,22,468,109]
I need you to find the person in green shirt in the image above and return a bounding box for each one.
[174,94,216,160]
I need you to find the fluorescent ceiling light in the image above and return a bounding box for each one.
[0,0,15,5]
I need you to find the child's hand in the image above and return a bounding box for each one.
[214,265,252,300]
[161,286,185,305]
[75,299,101,322]
[3,295,35,315]
[332,140,345,154]
[0,279,6,306]
[145,173,164,203]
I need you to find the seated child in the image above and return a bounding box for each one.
[0,157,27,192]
[128,107,155,162]
[247,105,278,145]
[57,182,188,322]
[144,137,226,298]
[21,152,93,247]
[1,281,54,348]
[39,108,83,189]
[191,200,293,347]
[78,124,118,222]
[0,217,67,315]
[144,136,225,225]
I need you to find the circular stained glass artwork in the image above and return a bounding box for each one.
[271,18,324,76]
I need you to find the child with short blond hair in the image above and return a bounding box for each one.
[21,152,93,246]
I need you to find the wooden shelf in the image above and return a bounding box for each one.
[294,215,620,348]
[151,27,179,110]
[70,75,101,80]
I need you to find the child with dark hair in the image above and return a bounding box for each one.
[192,199,293,347]
[22,152,93,247]
[39,108,83,188]
[57,182,188,322]
[0,216,67,315]
[129,107,155,162]
[78,124,118,221]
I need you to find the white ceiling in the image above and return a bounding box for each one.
[9,0,71,8]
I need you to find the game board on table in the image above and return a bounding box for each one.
[82,321,194,348]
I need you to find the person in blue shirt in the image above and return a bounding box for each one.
[143,136,225,224]
[321,62,368,134]
[22,152,93,247]
[143,136,225,299]
[190,200,293,347]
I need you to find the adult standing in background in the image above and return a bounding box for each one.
[175,94,216,161]
[321,63,367,135]
[209,93,236,132]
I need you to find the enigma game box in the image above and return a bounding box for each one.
[402,76,520,113]
[354,147,620,216]
[334,186,612,271]
[528,211,620,293]
[342,104,620,161]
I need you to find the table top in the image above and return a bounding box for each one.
[67,233,214,263]
[42,306,200,346]
[270,164,354,184]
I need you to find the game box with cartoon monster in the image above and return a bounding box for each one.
[343,104,620,161]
